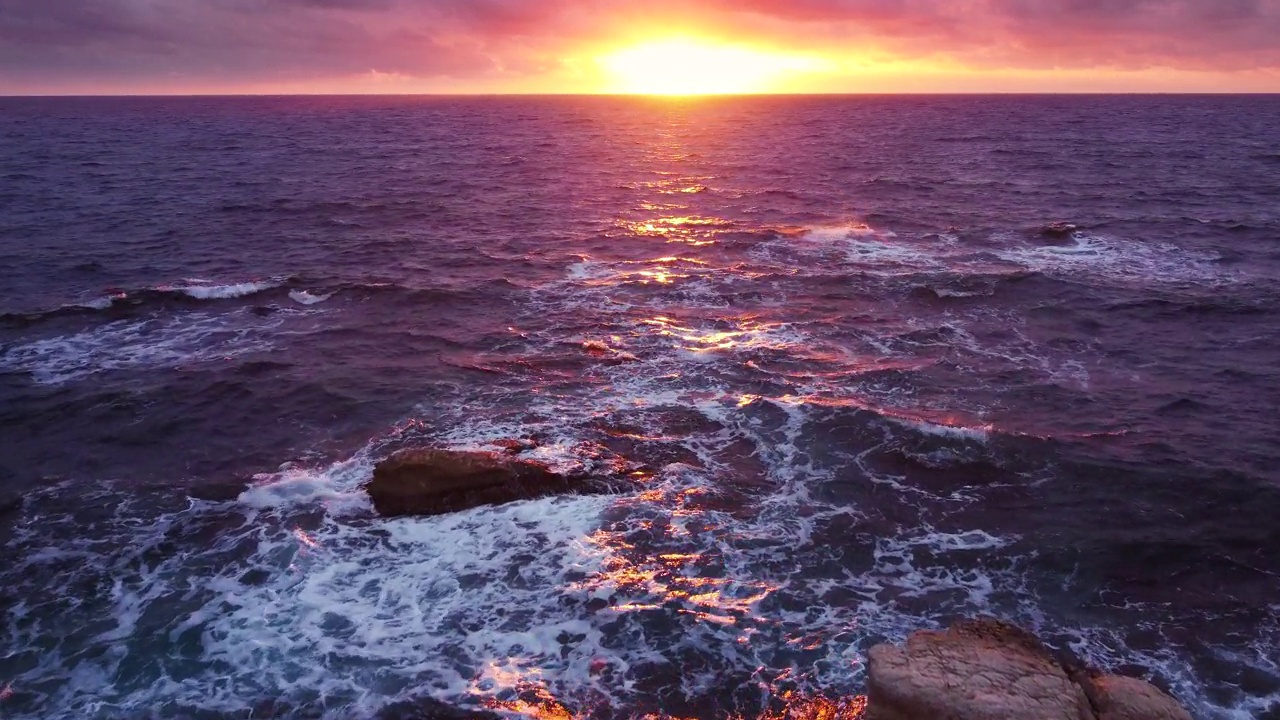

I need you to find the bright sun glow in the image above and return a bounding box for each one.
[599,39,822,95]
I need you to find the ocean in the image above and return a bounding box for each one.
[1,95,1278,719]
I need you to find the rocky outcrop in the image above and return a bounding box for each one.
[1090,675,1194,720]
[865,619,1191,720]
[366,448,593,517]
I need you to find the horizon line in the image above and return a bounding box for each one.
[4,91,1280,99]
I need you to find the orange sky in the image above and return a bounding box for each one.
[2,1,1279,94]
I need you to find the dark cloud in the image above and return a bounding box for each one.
[0,0,1277,91]
[0,0,499,87]
[979,0,1280,69]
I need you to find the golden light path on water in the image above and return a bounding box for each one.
[484,691,868,720]
[462,107,893,719]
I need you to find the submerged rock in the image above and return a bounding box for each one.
[367,448,590,517]
[865,618,1191,720]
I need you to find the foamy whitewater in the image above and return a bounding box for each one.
[1,95,1279,719]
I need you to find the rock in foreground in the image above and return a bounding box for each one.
[866,618,1191,720]
[367,448,590,517]
[1090,675,1195,720]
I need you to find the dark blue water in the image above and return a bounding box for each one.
[1,95,1279,719]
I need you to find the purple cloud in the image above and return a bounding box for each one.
[0,0,1277,92]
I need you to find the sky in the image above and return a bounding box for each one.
[1,0,1279,94]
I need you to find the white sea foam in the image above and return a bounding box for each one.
[995,233,1226,285]
[931,287,989,298]
[1,465,622,717]
[77,296,118,310]
[0,214,1256,718]
[238,457,373,513]
[565,258,608,282]
[1055,618,1280,720]
[778,221,1229,289]
[892,416,992,442]
[0,311,281,384]
[803,223,881,242]
[195,493,617,714]
[3,347,1259,720]
[176,279,281,300]
[288,290,335,306]
[522,236,1227,720]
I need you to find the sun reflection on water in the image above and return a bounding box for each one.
[573,256,712,288]
[483,686,867,719]
[639,315,797,355]
[482,681,576,719]
[570,526,778,631]
[616,215,731,246]
[753,693,869,720]
[464,114,877,720]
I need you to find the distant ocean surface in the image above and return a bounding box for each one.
[1,95,1278,719]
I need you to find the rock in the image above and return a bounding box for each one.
[866,618,1092,720]
[865,619,1194,720]
[1091,675,1192,720]
[490,438,536,455]
[367,448,589,517]
[1042,222,1079,237]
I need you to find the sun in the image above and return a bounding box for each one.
[599,39,821,95]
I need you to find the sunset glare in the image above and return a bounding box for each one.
[599,40,823,95]
[4,0,1280,94]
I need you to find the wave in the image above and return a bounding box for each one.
[0,277,501,329]
[774,221,1232,289]
[995,234,1228,286]
[0,310,285,384]
[172,279,283,300]
[288,290,335,306]
[910,270,1040,301]
[0,279,289,327]
[1104,296,1274,317]
[893,416,993,442]
[2,281,1266,718]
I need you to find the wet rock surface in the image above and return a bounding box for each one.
[1090,675,1194,720]
[866,619,1192,720]
[366,448,599,517]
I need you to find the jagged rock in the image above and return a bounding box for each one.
[865,619,1194,720]
[367,448,589,517]
[1091,675,1192,720]
[866,618,1093,720]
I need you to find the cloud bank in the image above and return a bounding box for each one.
[1,0,1278,92]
